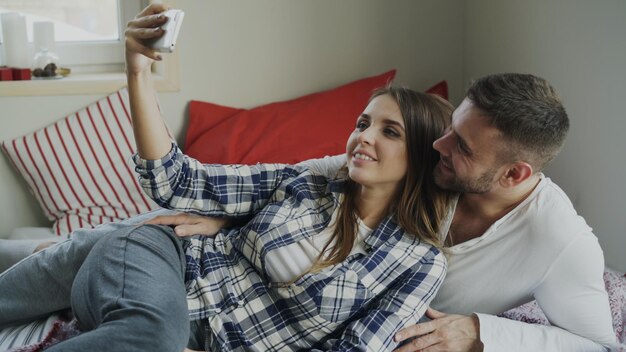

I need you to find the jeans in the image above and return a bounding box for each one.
[0,209,190,351]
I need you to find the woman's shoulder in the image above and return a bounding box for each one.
[374,219,446,264]
[403,236,446,265]
[382,232,447,282]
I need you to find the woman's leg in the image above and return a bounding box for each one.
[0,209,176,328]
[0,238,56,273]
[46,225,189,351]
[0,233,100,328]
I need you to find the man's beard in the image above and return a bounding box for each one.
[433,163,498,194]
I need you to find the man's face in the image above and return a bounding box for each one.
[432,98,507,194]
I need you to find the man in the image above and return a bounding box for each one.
[388,73,617,351]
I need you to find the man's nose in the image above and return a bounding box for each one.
[433,133,448,153]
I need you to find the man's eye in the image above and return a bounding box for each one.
[457,141,470,155]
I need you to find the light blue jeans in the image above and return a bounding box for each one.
[0,209,190,351]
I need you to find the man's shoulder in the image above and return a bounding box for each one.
[523,175,595,242]
[532,176,580,218]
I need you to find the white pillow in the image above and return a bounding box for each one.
[1,89,162,236]
[0,314,59,350]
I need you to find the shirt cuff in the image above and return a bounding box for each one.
[475,313,501,352]
[133,143,179,171]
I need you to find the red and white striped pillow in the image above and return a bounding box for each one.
[1,88,161,236]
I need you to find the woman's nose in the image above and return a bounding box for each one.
[357,128,375,145]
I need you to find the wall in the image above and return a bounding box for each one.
[464,0,626,271]
[0,0,465,237]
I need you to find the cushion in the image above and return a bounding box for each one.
[184,73,449,165]
[1,88,161,236]
[426,80,448,100]
[184,70,397,164]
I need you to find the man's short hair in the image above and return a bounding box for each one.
[467,73,569,171]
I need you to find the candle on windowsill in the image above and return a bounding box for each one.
[0,12,30,69]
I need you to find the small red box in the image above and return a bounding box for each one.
[0,67,13,81]
[12,68,31,80]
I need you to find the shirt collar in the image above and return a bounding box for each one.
[326,178,406,250]
[363,216,404,250]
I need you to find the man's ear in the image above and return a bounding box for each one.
[499,161,534,187]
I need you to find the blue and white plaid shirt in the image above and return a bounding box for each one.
[134,145,446,351]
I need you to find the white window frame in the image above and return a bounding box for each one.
[0,0,180,96]
[52,0,142,73]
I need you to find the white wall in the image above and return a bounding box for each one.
[0,0,465,236]
[464,0,626,271]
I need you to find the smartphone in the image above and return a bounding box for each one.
[150,9,185,53]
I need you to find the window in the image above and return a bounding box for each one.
[0,0,179,96]
[0,0,143,73]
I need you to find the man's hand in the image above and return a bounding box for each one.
[33,240,57,253]
[144,213,230,237]
[393,308,483,352]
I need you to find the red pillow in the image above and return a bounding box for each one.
[426,80,448,100]
[185,102,244,152]
[184,70,396,164]
[184,72,449,165]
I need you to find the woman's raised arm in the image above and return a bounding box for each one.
[125,3,172,160]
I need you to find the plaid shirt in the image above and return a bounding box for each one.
[134,145,446,351]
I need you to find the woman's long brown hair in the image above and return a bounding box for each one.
[310,86,454,273]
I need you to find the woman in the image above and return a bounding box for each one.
[0,4,453,351]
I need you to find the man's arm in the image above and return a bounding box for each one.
[395,235,617,352]
[511,235,616,350]
[476,314,609,352]
[394,307,609,352]
[297,154,346,178]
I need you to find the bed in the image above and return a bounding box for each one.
[0,71,624,351]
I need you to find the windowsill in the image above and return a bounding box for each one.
[0,51,180,97]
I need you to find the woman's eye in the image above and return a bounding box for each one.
[384,128,400,137]
[356,121,368,131]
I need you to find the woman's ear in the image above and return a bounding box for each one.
[499,161,534,188]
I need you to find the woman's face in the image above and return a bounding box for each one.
[346,94,408,191]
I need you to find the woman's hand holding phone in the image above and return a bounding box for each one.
[124,3,170,74]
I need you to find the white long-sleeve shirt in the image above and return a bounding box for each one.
[301,155,618,351]
[434,176,617,351]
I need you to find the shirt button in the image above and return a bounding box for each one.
[214,308,222,314]
[237,300,245,306]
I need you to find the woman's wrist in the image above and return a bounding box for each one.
[126,69,154,91]
[126,67,152,80]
